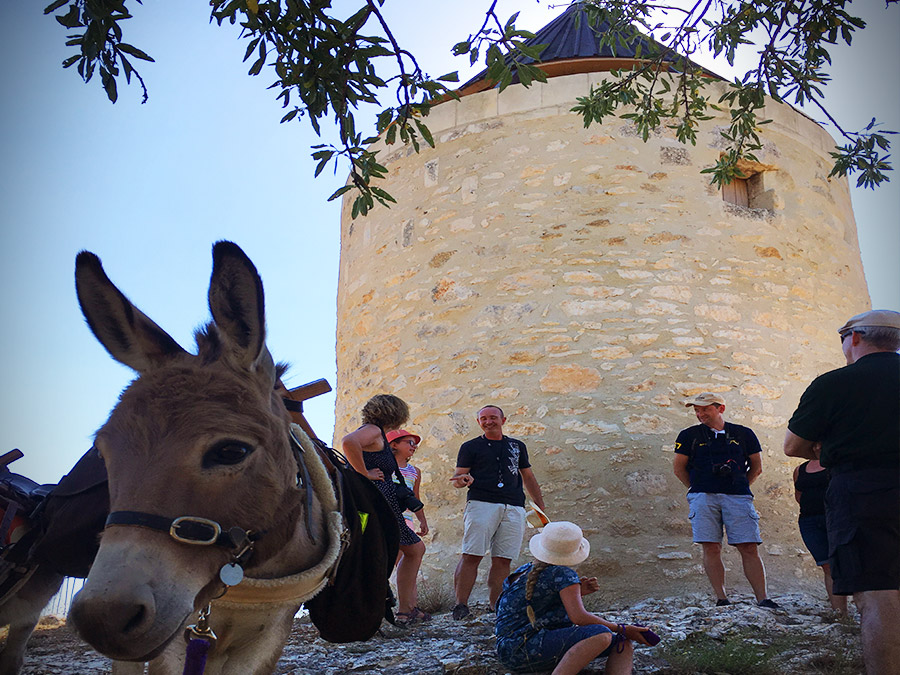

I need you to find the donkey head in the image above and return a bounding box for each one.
[69,242,311,661]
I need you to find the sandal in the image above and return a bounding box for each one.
[395,607,431,626]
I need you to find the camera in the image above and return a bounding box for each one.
[711,460,736,478]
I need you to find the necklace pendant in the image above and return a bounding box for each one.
[497,481,504,488]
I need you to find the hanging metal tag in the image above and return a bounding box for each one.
[219,562,244,586]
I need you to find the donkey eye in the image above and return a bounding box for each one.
[204,442,253,468]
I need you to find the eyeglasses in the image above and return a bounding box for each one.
[400,439,417,446]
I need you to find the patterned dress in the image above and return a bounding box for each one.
[495,563,612,671]
[363,428,421,546]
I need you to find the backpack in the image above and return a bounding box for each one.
[305,438,400,642]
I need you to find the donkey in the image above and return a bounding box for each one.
[68,242,346,674]
[0,566,64,673]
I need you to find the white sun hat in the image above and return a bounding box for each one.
[528,521,590,566]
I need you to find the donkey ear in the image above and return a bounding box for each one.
[75,251,188,373]
[208,241,268,371]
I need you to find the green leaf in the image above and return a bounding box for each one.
[101,69,118,103]
[55,5,82,29]
[117,43,155,62]
[248,53,266,76]
[43,0,69,14]
[328,185,353,201]
[414,119,434,148]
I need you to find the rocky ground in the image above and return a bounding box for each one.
[15,591,862,674]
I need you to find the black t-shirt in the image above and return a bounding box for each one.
[456,435,531,507]
[674,422,761,495]
[788,351,900,468]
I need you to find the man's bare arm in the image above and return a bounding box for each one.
[747,452,762,485]
[783,430,819,460]
[521,467,545,510]
[673,453,691,488]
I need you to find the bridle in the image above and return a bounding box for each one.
[102,425,320,582]
[101,423,343,672]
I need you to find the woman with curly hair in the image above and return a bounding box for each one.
[342,394,430,625]
[495,521,659,674]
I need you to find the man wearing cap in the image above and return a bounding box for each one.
[673,393,779,608]
[449,405,545,620]
[785,309,900,674]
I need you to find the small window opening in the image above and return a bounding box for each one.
[720,158,776,210]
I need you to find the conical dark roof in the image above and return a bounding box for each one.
[461,2,713,91]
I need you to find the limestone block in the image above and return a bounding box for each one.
[591,345,633,359]
[695,304,742,322]
[568,286,626,299]
[498,81,544,115]
[624,471,669,496]
[650,286,692,303]
[559,419,619,434]
[629,334,659,347]
[741,383,784,399]
[618,269,654,280]
[541,73,590,108]
[623,414,673,435]
[457,89,499,126]
[636,300,682,316]
[422,98,457,133]
[561,299,632,315]
[658,551,692,560]
[540,364,602,393]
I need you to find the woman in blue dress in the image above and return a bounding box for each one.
[495,521,658,674]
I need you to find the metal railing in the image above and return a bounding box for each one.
[42,577,83,617]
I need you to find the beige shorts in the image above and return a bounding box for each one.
[461,500,527,559]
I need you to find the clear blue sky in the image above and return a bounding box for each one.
[1,2,897,484]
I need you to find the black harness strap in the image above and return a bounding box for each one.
[105,511,253,556]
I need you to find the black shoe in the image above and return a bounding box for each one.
[715,598,732,606]
[452,603,470,620]
[758,598,780,609]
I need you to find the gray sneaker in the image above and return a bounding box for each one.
[451,603,470,620]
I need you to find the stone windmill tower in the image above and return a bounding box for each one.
[333,4,869,600]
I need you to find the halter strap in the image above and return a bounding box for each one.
[104,512,253,552]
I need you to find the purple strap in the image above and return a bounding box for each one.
[182,638,211,675]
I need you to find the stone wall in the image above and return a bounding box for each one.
[333,73,870,601]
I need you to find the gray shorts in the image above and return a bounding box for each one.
[461,500,526,559]
[687,492,761,545]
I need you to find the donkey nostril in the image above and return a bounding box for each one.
[122,604,147,634]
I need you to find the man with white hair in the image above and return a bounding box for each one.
[785,309,900,674]
[673,392,779,608]
[450,405,545,620]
